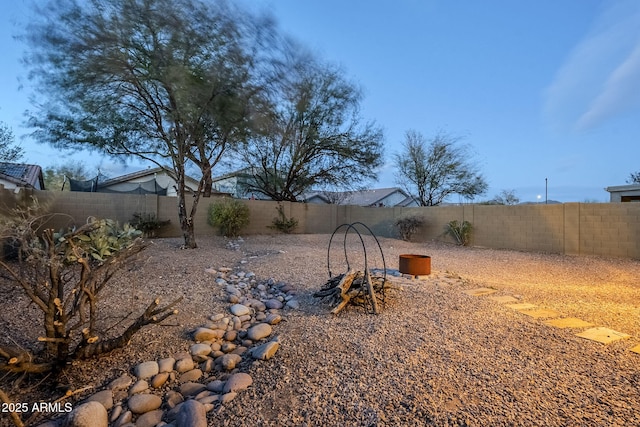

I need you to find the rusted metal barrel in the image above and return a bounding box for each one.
[399,254,431,275]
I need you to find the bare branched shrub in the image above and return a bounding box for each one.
[394,214,425,241]
[0,197,181,375]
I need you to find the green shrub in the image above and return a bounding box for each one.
[446,220,472,246]
[207,198,250,237]
[394,214,424,241]
[268,203,298,234]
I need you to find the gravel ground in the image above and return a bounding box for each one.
[1,233,639,426]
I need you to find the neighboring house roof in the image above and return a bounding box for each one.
[340,187,415,207]
[0,162,45,190]
[97,167,199,195]
[605,184,640,193]
[303,187,418,207]
[605,184,640,202]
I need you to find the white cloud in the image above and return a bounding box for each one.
[544,1,640,131]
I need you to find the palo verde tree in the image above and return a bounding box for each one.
[0,122,23,162]
[234,50,384,201]
[394,130,487,206]
[22,0,276,248]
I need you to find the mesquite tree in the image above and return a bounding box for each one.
[0,199,180,374]
[234,53,384,201]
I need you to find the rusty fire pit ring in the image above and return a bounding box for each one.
[399,254,431,276]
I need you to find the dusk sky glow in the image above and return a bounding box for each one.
[2,0,640,202]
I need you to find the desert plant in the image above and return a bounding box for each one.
[0,198,181,375]
[446,220,472,246]
[394,214,425,241]
[131,212,171,238]
[207,198,250,238]
[268,203,298,234]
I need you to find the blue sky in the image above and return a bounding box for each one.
[2,1,640,202]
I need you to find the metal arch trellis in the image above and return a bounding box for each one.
[326,222,388,314]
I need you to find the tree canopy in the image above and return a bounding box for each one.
[233,52,384,201]
[23,0,277,247]
[627,171,640,185]
[393,130,487,206]
[0,122,23,163]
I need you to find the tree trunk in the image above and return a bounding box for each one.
[176,166,198,249]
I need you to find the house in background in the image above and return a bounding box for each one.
[0,162,45,192]
[211,168,271,199]
[68,167,202,196]
[211,168,418,206]
[304,187,418,207]
[605,184,640,202]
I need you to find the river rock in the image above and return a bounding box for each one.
[179,368,203,383]
[190,343,212,357]
[150,372,169,388]
[127,394,162,414]
[194,327,223,342]
[84,389,113,410]
[218,353,242,371]
[108,374,133,391]
[135,409,164,427]
[223,373,253,393]
[65,401,108,427]
[158,357,176,373]
[250,339,280,361]
[265,299,283,309]
[247,323,272,341]
[128,379,149,396]
[175,399,207,427]
[175,356,195,373]
[180,381,206,396]
[134,361,159,379]
[265,313,282,325]
[230,303,250,316]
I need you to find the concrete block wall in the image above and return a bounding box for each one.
[578,203,640,258]
[2,189,639,259]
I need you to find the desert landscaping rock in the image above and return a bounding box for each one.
[223,373,253,393]
[108,374,133,391]
[180,381,206,396]
[265,313,282,325]
[250,339,280,360]
[179,368,203,383]
[190,342,212,357]
[133,361,159,379]
[230,303,251,316]
[265,299,283,309]
[193,326,222,342]
[126,394,162,414]
[84,389,113,410]
[218,353,242,370]
[174,356,195,373]
[135,409,164,427]
[175,399,208,427]
[150,372,169,388]
[157,357,175,373]
[128,379,149,396]
[65,401,108,427]
[247,323,272,341]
